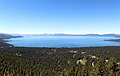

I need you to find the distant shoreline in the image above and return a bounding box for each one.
[0,35,23,42]
[104,39,120,42]
[0,34,23,48]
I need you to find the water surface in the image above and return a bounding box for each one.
[7,35,120,48]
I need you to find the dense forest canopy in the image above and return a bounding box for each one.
[0,45,120,76]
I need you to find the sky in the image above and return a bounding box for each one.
[0,0,120,34]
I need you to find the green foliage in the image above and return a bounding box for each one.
[0,47,120,76]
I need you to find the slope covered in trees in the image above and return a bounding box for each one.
[0,46,120,76]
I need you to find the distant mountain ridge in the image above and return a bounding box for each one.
[0,33,22,39]
[1,33,120,38]
[28,33,120,37]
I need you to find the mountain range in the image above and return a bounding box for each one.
[0,33,23,39]
[0,33,120,38]
[25,33,120,37]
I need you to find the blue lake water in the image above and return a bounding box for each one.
[7,35,120,48]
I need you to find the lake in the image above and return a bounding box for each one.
[7,35,120,48]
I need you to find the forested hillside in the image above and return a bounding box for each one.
[0,46,120,76]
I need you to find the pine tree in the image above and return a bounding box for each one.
[89,58,105,76]
[81,65,88,76]
[106,57,117,76]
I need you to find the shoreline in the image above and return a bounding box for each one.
[104,39,120,42]
[10,45,120,49]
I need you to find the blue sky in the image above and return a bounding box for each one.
[0,0,120,34]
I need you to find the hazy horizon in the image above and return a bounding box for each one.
[1,32,120,35]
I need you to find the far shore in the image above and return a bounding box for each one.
[104,39,120,42]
